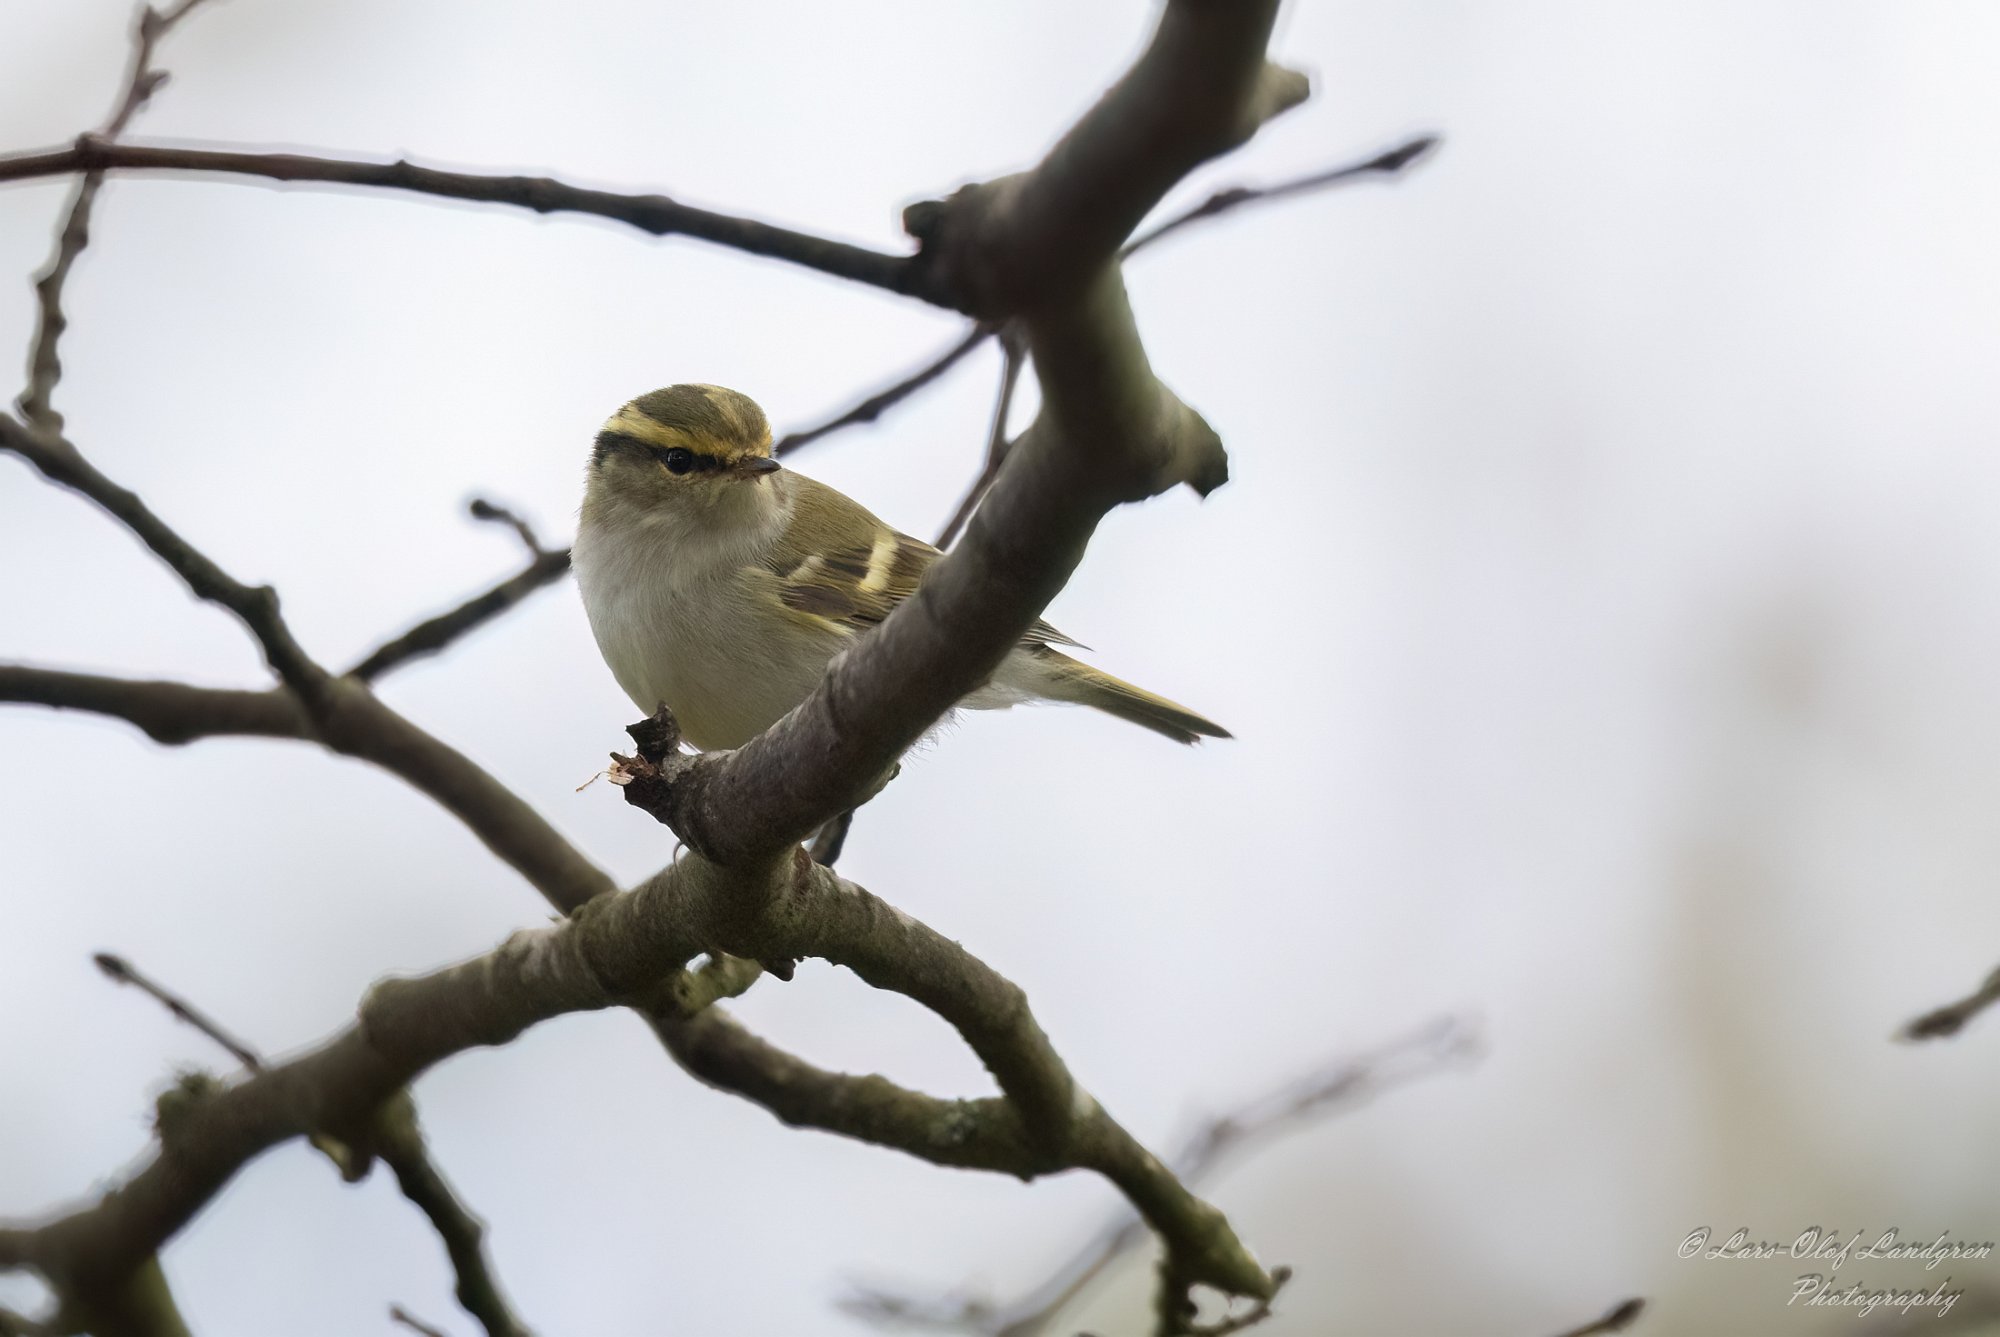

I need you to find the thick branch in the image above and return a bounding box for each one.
[776,134,1436,463]
[0,662,611,911]
[636,0,1296,866]
[0,140,920,302]
[901,2,1305,317]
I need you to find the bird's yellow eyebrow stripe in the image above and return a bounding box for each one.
[603,406,697,449]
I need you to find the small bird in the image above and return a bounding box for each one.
[571,384,1229,752]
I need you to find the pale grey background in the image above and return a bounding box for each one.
[5,2,2000,1334]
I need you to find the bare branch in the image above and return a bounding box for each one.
[0,415,327,692]
[374,1096,534,1337]
[842,1018,1481,1336]
[87,950,533,1337]
[0,140,921,302]
[0,664,307,744]
[390,1304,453,1337]
[347,549,571,681]
[17,0,219,432]
[465,498,546,557]
[1902,965,2000,1041]
[775,325,994,457]
[94,952,264,1072]
[1553,1297,1646,1337]
[0,660,613,912]
[1123,134,1439,258]
[347,500,570,682]
[935,329,1025,549]
[776,136,1437,462]
[630,1,1302,869]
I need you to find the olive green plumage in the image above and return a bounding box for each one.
[572,384,1229,751]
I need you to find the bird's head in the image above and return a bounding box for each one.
[586,384,782,523]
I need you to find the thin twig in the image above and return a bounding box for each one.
[774,325,994,457]
[18,0,219,431]
[0,140,920,302]
[389,1305,452,1337]
[935,330,1025,549]
[776,134,1438,461]
[93,951,263,1072]
[1552,1297,1645,1337]
[347,500,570,681]
[466,498,545,556]
[1123,134,1438,258]
[841,1017,1481,1336]
[1902,965,2000,1041]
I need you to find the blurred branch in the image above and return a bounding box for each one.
[0,140,920,302]
[774,134,1439,462]
[94,952,263,1072]
[1902,965,2000,1041]
[935,329,1025,549]
[348,499,573,682]
[841,1017,1481,1336]
[17,0,218,432]
[0,1306,50,1336]
[390,1306,453,1337]
[1553,1297,1645,1337]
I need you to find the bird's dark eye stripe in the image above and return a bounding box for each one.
[654,445,725,474]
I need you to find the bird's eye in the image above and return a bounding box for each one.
[662,447,695,474]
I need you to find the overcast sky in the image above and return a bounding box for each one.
[6,3,2000,1334]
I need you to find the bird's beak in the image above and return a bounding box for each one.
[733,456,783,481]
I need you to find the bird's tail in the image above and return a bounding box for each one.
[1033,651,1231,745]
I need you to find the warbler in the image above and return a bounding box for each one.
[571,384,1229,752]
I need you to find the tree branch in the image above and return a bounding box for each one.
[0,415,327,693]
[348,499,572,682]
[629,0,1301,871]
[774,133,1437,462]
[934,329,1024,549]
[89,950,534,1337]
[389,1306,453,1337]
[374,1095,534,1337]
[0,840,1266,1311]
[17,0,218,433]
[1553,1297,1645,1337]
[842,1018,1480,1336]
[93,952,263,1072]
[1902,965,2000,1041]
[0,140,921,303]
[0,665,306,744]
[774,325,995,457]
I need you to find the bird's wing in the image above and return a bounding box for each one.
[762,473,1081,649]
